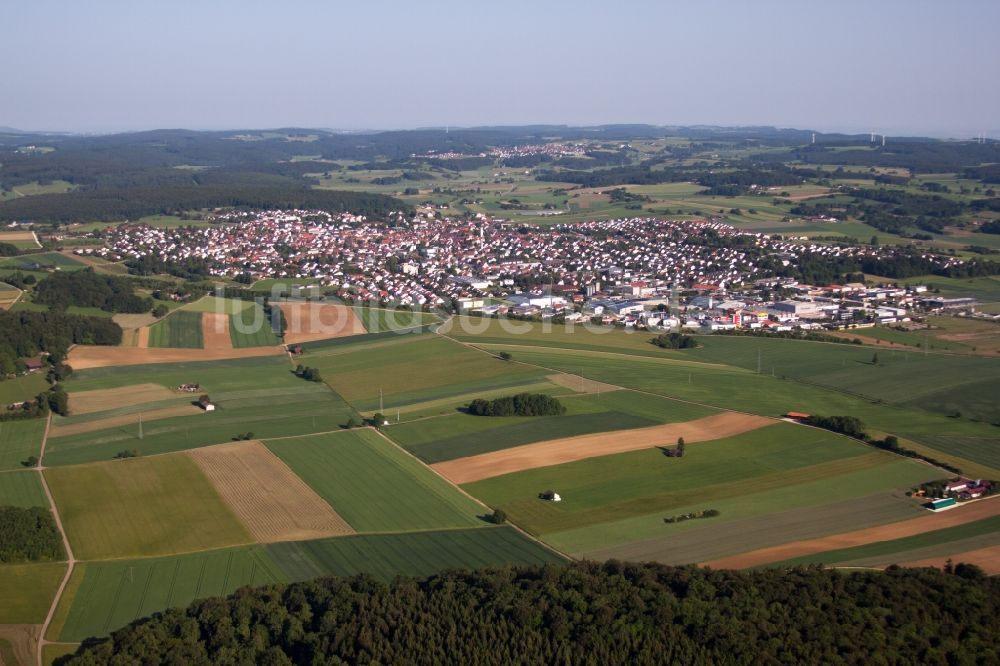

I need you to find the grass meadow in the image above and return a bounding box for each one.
[266,429,484,532]
[0,373,50,411]
[0,470,48,507]
[0,418,45,470]
[45,454,251,559]
[147,310,204,348]
[0,562,67,624]
[229,302,282,347]
[352,307,441,333]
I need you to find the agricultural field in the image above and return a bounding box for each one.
[0,251,88,271]
[45,356,358,466]
[0,280,21,309]
[387,389,716,464]
[188,440,354,543]
[179,296,254,314]
[50,526,563,642]
[0,418,45,470]
[462,423,936,540]
[0,229,41,248]
[278,302,366,343]
[353,306,441,333]
[146,310,204,348]
[457,329,1000,477]
[0,562,67,624]
[229,301,282,347]
[0,470,48,507]
[44,454,251,559]
[266,429,484,532]
[307,333,549,412]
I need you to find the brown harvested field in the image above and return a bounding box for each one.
[113,313,159,330]
[202,312,233,351]
[50,404,202,437]
[0,624,37,666]
[546,373,622,394]
[136,327,150,349]
[898,544,1000,575]
[433,412,773,484]
[187,440,354,542]
[0,230,38,245]
[67,343,283,369]
[279,302,366,343]
[69,383,176,415]
[702,496,1000,569]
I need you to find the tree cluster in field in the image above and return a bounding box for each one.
[58,561,1000,665]
[710,328,862,345]
[0,310,121,371]
[804,416,964,474]
[0,506,64,563]
[652,332,697,349]
[114,449,140,459]
[468,393,565,417]
[0,242,17,256]
[662,437,686,458]
[293,365,322,382]
[664,508,719,523]
[33,269,153,313]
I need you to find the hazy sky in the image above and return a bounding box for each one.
[4,0,998,136]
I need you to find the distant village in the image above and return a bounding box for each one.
[81,209,985,333]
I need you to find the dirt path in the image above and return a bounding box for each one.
[187,441,354,543]
[36,413,76,666]
[201,312,233,351]
[432,412,773,484]
[702,495,1000,569]
[898,544,1000,575]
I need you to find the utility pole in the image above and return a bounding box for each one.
[757,349,761,374]
[379,388,384,414]
[138,412,143,440]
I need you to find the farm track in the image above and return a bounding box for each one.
[432,412,773,484]
[702,495,1000,569]
[36,413,76,666]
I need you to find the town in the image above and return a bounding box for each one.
[81,209,981,334]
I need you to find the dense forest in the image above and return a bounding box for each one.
[60,561,999,665]
[468,393,566,416]
[0,310,122,365]
[34,270,153,312]
[0,506,64,562]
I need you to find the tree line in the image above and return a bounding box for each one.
[0,310,121,367]
[58,561,999,665]
[33,269,153,313]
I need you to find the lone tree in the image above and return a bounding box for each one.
[490,508,507,524]
[498,351,512,361]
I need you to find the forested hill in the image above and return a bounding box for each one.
[60,562,998,665]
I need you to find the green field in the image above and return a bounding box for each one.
[52,526,564,642]
[180,295,255,314]
[45,454,250,559]
[45,356,357,466]
[0,562,67,624]
[485,344,1000,475]
[463,423,928,536]
[387,390,716,463]
[0,252,87,271]
[0,470,48,507]
[0,418,45,470]
[265,527,565,582]
[53,545,284,641]
[229,302,281,347]
[768,515,1000,568]
[0,373,51,411]
[309,334,548,412]
[147,310,204,348]
[266,429,484,531]
[353,307,441,333]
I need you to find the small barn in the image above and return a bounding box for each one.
[539,490,562,502]
[927,497,957,511]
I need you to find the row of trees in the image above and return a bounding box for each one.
[59,561,999,664]
[0,506,64,563]
[468,393,566,417]
[652,332,697,349]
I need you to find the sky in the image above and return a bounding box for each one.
[4,0,998,137]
